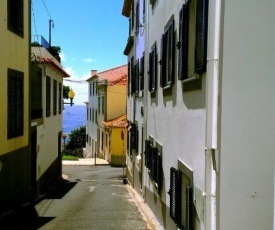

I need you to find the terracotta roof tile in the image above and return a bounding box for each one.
[87,64,127,82]
[32,57,70,78]
[103,114,128,128]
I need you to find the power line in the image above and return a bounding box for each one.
[41,0,53,20]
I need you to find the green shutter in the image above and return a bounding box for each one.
[160,34,165,87]
[194,0,209,74]
[169,167,180,223]
[135,59,140,94]
[178,3,190,80]
[167,20,175,85]
[140,55,144,91]
[8,69,24,139]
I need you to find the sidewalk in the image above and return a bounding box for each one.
[62,157,109,166]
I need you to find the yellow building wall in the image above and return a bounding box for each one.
[110,128,127,166]
[106,85,126,121]
[0,1,30,155]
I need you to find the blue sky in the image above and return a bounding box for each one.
[31,0,128,104]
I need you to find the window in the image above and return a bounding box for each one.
[8,69,24,139]
[160,18,175,89]
[130,123,138,152]
[135,1,140,36]
[131,0,135,30]
[58,82,62,114]
[128,61,131,95]
[135,59,140,95]
[149,43,157,93]
[30,65,42,120]
[53,80,57,116]
[89,83,92,96]
[7,0,23,37]
[92,108,94,122]
[102,96,105,114]
[90,108,92,121]
[169,162,193,229]
[140,54,145,91]
[144,138,162,193]
[98,96,100,113]
[130,57,136,94]
[46,76,51,117]
[178,0,209,90]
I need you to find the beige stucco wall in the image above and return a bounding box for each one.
[0,0,30,155]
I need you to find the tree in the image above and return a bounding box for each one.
[65,125,86,155]
[63,85,70,99]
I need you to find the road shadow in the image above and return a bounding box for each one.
[46,181,77,199]
[0,205,54,230]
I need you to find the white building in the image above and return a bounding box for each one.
[31,46,70,195]
[122,0,275,230]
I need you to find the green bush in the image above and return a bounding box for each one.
[65,125,86,155]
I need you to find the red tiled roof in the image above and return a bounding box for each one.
[108,74,127,86]
[86,64,127,83]
[32,57,70,78]
[103,114,128,128]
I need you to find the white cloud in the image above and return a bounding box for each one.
[59,52,66,62]
[63,66,90,105]
[83,58,95,63]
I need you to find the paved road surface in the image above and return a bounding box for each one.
[0,165,156,230]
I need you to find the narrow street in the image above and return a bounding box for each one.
[0,166,156,230]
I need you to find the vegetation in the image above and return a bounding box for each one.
[47,45,61,57]
[63,125,86,157]
[31,41,42,47]
[62,155,79,161]
[63,85,70,99]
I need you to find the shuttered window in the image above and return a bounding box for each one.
[140,54,144,91]
[58,82,62,114]
[194,0,209,74]
[160,19,175,88]
[178,3,190,80]
[127,61,131,95]
[7,0,23,37]
[144,139,162,193]
[46,76,51,117]
[130,57,136,94]
[169,167,180,223]
[149,43,157,93]
[169,165,193,229]
[30,65,42,120]
[135,59,140,95]
[53,80,57,116]
[135,1,140,36]
[178,0,208,91]
[8,69,24,139]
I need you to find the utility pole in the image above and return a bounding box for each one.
[49,19,53,47]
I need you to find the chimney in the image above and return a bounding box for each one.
[91,70,97,77]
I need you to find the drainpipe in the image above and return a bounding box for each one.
[205,0,221,229]
[142,0,149,200]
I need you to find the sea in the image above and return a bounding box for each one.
[62,105,86,141]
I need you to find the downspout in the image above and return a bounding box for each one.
[205,0,221,229]
[142,0,149,200]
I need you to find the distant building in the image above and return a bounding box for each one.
[85,65,127,164]
[103,114,128,167]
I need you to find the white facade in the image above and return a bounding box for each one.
[31,46,69,193]
[123,0,275,230]
[85,73,98,158]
